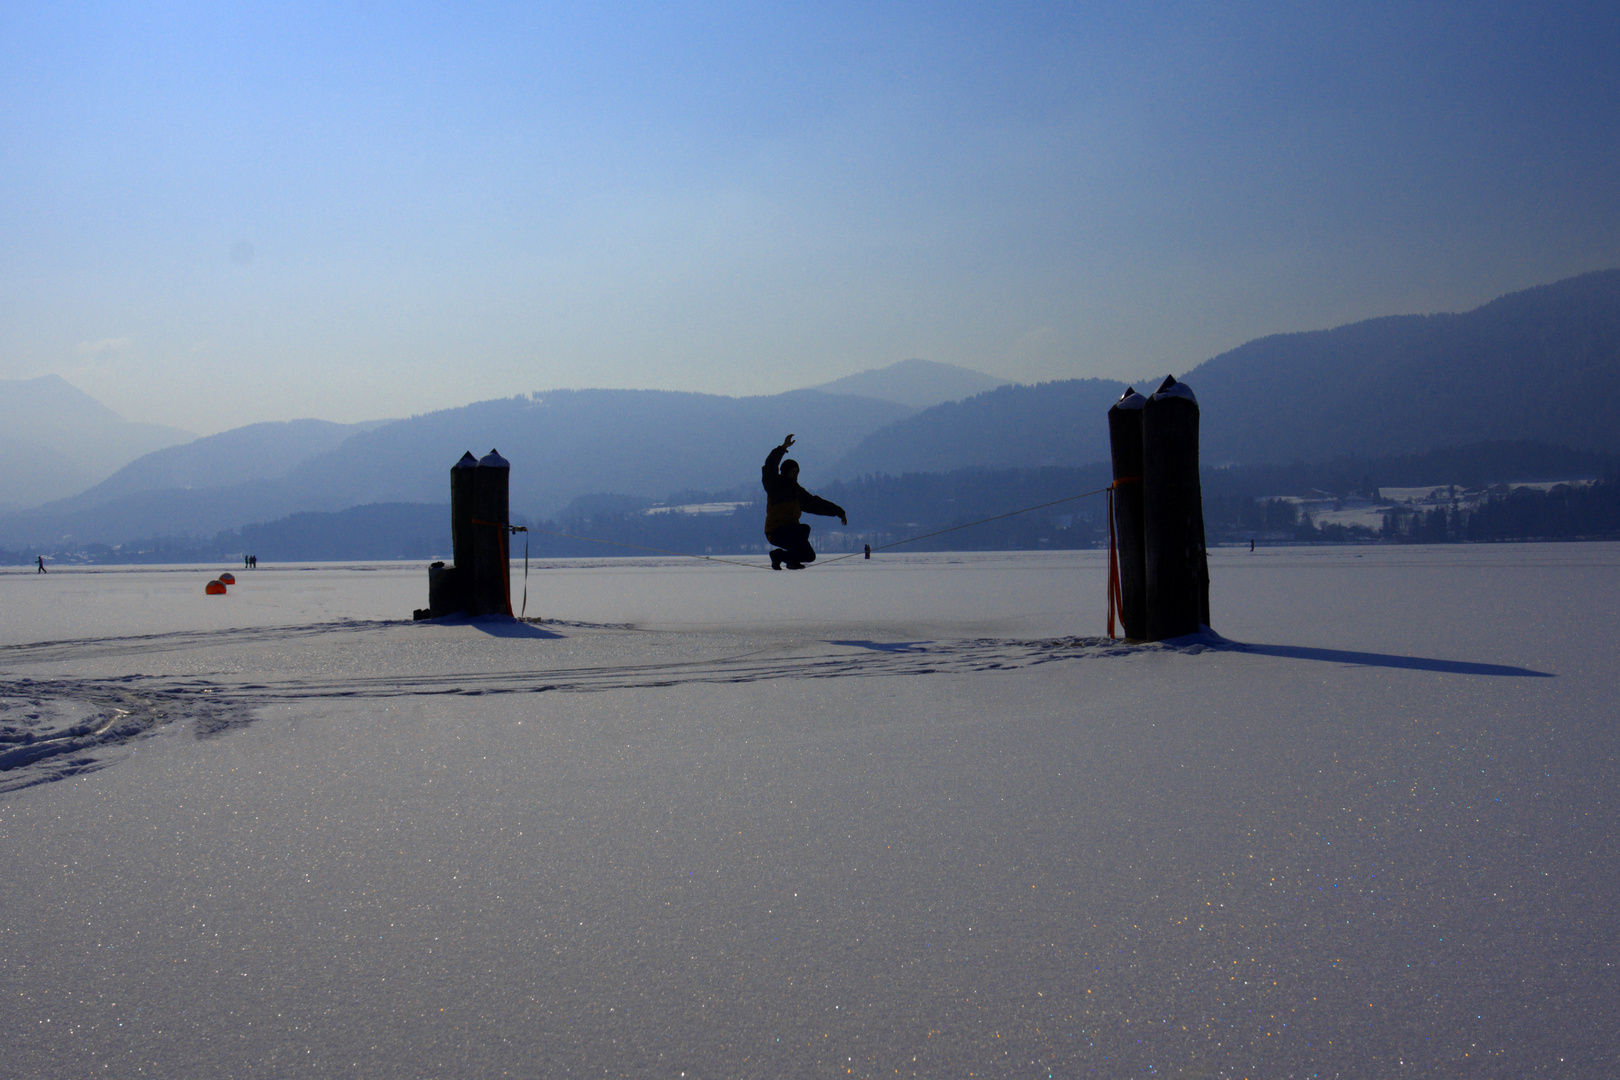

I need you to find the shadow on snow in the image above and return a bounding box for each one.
[1231,641,1554,678]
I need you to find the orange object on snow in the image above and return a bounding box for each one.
[219,572,236,584]
[205,580,227,595]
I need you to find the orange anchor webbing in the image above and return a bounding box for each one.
[499,527,512,616]
[473,518,529,618]
[1107,488,1120,639]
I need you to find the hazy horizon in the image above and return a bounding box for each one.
[5,3,1618,436]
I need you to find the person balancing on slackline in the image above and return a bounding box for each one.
[762,433,847,570]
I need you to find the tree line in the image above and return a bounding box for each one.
[5,441,1614,564]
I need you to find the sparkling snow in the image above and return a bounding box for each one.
[1,546,1616,1078]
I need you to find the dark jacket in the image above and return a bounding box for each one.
[762,445,846,535]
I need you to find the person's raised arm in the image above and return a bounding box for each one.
[763,433,795,485]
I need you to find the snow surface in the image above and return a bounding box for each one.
[1,546,1617,1078]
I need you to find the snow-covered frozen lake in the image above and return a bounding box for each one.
[2,546,1616,1078]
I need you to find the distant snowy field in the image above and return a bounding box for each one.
[1,547,1616,1078]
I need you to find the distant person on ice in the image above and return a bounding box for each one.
[36,555,46,574]
[762,433,846,570]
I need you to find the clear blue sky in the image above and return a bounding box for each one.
[4,1,1617,434]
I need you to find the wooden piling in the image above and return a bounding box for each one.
[472,449,511,616]
[437,451,480,616]
[450,451,479,584]
[1142,376,1210,640]
[1107,386,1149,640]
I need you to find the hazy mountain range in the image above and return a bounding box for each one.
[835,269,1620,476]
[70,418,392,502]
[0,389,911,546]
[829,379,1126,476]
[0,375,193,510]
[1188,268,1620,464]
[810,358,1010,409]
[0,359,982,528]
[2,270,1616,550]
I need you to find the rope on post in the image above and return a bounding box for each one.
[1104,476,1140,639]
[519,527,529,618]
[473,519,534,616]
[500,526,511,615]
[1107,485,1119,639]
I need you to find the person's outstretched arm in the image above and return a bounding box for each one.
[799,492,848,525]
[762,433,795,488]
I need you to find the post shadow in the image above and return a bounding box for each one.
[424,615,560,640]
[1230,641,1553,678]
[827,639,934,653]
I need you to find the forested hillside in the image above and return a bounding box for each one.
[832,270,1620,475]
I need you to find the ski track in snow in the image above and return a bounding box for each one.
[0,620,1167,792]
[0,616,1554,794]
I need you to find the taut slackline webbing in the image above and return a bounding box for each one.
[814,485,1118,566]
[519,527,772,570]
[481,480,1143,635]
[511,483,1125,572]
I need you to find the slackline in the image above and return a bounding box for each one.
[518,483,1117,570]
[815,485,1115,566]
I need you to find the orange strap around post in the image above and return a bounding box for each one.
[1105,476,1137,639]
[499,529,512,616]
[1107,487,1119,638]
[472,519,519,617]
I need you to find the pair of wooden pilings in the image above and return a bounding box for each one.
[421,449,511,618]
[1108,376,1210,641]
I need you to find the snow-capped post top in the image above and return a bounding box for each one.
[478,448,509,469]
[1151,375,1197,404]
[1113,386,1147,411]
[453,451,478,469]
